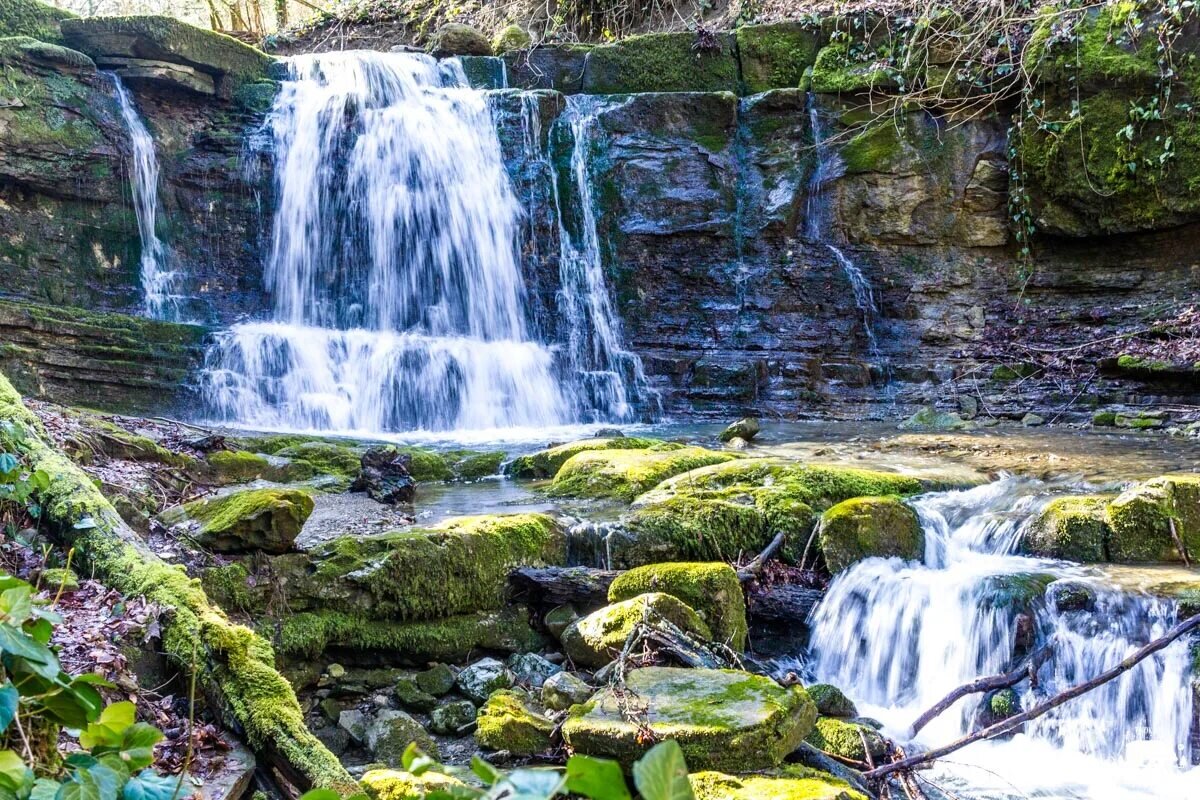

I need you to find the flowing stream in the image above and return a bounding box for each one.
[200,52,644,434]
[807,478,1196,798]
[110,74,186,321]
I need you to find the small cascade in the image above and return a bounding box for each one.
[549,95,656,422]
[808,477,1197,798]
[109,75,187,321]
[804,94,883,365]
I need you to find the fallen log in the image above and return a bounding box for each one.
[747,583,824,623]
[0,374,356,795]
[908,645,1051,737]
[509,565,620,608]
[790,742,875,799]
[866,610,1200,781]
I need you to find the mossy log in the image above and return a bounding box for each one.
[0,373,356,794]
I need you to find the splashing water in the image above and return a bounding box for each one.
[807,477,1196,798]
[110,75,187,321]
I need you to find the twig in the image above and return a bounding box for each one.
[1168,519,1191,567]
[737,530,785,581]
[907,645,1051,737]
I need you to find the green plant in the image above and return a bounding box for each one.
[396,738,695,799]
[0,572,190,800]
[0,423,50,531]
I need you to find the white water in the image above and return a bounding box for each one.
[202,52,650,434]
[808,478,1196,798]
[110,75,187,321]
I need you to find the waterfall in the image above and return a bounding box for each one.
[808,478,1197,798]
[201,51,590,434]
[804,94,882,364]
[110,75,186,321]
[550,95,654,422]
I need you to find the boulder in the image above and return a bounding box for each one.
[690,766,868,800]
[547,446,738,501]
[492,24,531,54]
[427,23,491,57]
[736,23,822,94]
[817,496,924,572]
[542,671,593,711]
[805,717,886,762]
[562,667,817,770]
[337,708,367,742]
[507,436,679,479]
[719,417,760,442]
[475,689,554,754]
[164,488,313,553]
[543,604,578,640]
[429,700,476,735]
[362,768,467,800]
[506,652,561,688]
[0,0,75,44]
[365,709,438,764]
[351,446,415,505]
[608,562,747,650]
[1024,496,1111,562]
[561,593,712,668]
[807,684,857,718]
[415,663,455,696]
[810,42,898,93]
[1107,475,1200,562]
[457,657,513,704]
[581,31,739,94]
[898,406,971,431]
[275,440,362,480]
[393,674,437,711]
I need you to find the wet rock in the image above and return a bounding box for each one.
[351,446,416,505]
[393,674,437,711]
[1022,412,1046,427]
[562,667,816,770]
[312,723,350,756]
[608,561,747,650]
[807,684,858,718]
[581,31,739,94]
[457,657,513,704]
[427,23,491,57]
[1107,475,1200,562]
[161,488,313,553]
[547,445,736,501]
[898,406,971,431]
[690,766,868,800]
[506,436,669,479]
[429,700,477,735]
[806,716,886,762]
[505,652,561,688]
[561,593,712,668]
[958,395,980,420]
[1048,580,1097,612]
[1114,410,1166,429]
[415,663,455,696]
[818,496,924,573]
[719,417,760,442]
[1025,496,1112,562]
[725,436,749,450]
[542,671,593,711]
[365,708,438,764]
[491,24,530,54]
[338,708,368,743]
[543,604,578,641]
[475,689,554,755]
[362,768,467,799]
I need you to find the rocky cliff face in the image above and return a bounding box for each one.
[1,10,1197,423]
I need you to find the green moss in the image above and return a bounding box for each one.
[818,495,923,572]
[301,513,565,620]
[736,22,822,94]
[608,562,747,650]
[492,24,530,54]
[232,80,279,113]
[547,446,738,501]
[0,0,75,44]
[507,437,673,479]
[200,562,256,612]
[1107,475,1200,562]
[1116,354,1174,372]
[206,450,271,484]
[274,607,541,661]
[179,488,313,553]
[806,684,856,718]
[562,667,816,771]
[805,717,885,763]
[980,572,1055,612]
[275,440,362,478]
[38,566,78,591]
[475,689,554,754]
[1026,2,1160,87]
[0,372,354,792]
[362,769,466,800]
[840,123,905,173]
[989,688,1019,718]
[1092,410,1118,427]
[582,31,739,94]
[1025,495,1113,562]
[810,43,895,94]
[690,766,868,800]
[562,593,712,668]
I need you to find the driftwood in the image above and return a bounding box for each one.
[509,566,620,608]
[867,611,1200,781]
[747,584,825,623]
[737,530,786,580]
[907,645,1051,737]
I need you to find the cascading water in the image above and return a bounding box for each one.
[807,478,1196,798]
[805,94,882,364]
[110,75,186,321]
[201,51,649,434]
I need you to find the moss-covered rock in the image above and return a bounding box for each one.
[562,667,816,771]
[475,689,554,754]
[719,417,761,443]
[0,0,74,44]
[275,607,542,661]
[362,768,467,800]
[427,23,490,56]
[168,488,313,554]
[548,446,738,501]
[817,496,923,573]
[365,709,438,764]
[507,436,674,479]
[492,24,531,54]
[205,450,273,484]
[608,562,747,650]
[805,716,885,763]
[1107,475,1200,562]
[275,440,362,480]
[293,513,565,620]
[429,701,476,735]
[810,43,897,94]
[690,766,868,800]
[60,15,272,95]
[38,566,78,592]
[736,22,822,94]
[614,460,928,569]
[806,684,857,718]
[582,31,739,94]
[542,671,593,711]
[1025,495,1113,562]
[561,593,712,668]
[898,405,971,431]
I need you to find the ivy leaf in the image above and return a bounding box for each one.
[0,751,27,793]
[565,755,631,800]
[0,587,33,626]
[59,770,104,800]
[497,769,564,799]
[40,688,98,730]
[0,685,18,735]
[469,756,500,786]
[631,741,694,800]
[31,779,60,800]
[0,622,55,668]
[80,702,136,750]
[0,454,19,476]
[118,724,163,771]
[122,771,188,800]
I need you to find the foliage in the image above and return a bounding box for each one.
[0,424,50,533]
[0,571,190,800]
[394,739,695,800]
